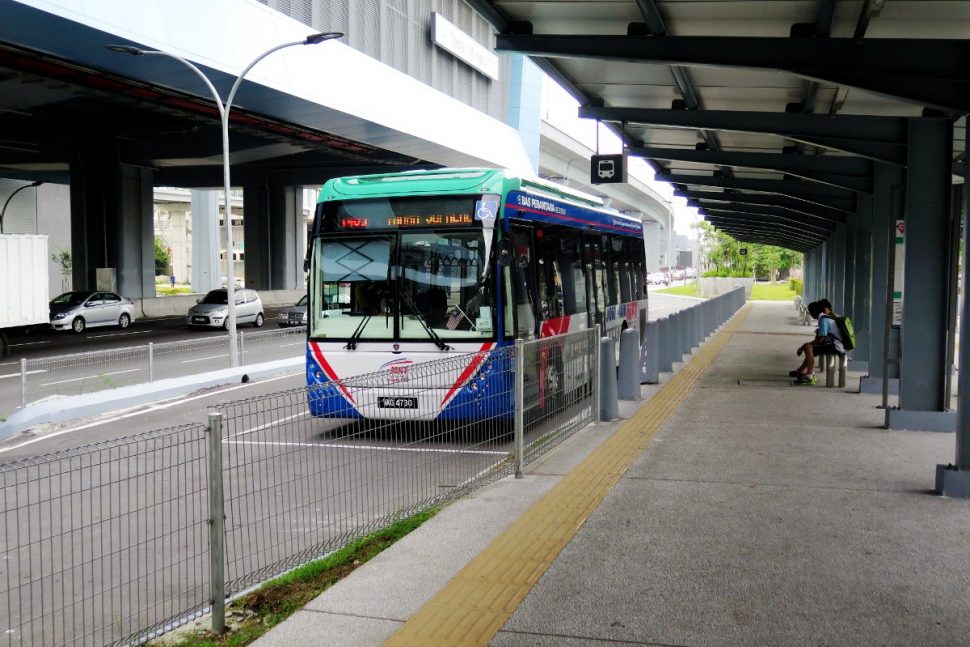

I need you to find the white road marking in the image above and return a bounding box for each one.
[0,370,46,380]
[181,354,230,363]
[229,411,308,438]
[226,439,507,456]
[281,341,306,347]
[0,371,302,455]
[88,330,151,339]
[42,368,141,386]
[10,341,51,347]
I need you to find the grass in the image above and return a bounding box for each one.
[750,282,797,301]
[156,286,194,296]
[656,281,797,301]
[655,283,700,297]
[154,509,437,647]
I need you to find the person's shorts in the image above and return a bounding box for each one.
[812,340,839,355]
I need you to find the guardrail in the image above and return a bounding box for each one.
[640,287,745,383]
[16,326,308,410]
[0,328,599,646]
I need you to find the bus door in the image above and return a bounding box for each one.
[509,226,539,340]
[583,236,608,329]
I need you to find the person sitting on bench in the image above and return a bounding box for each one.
[790,299,843,385]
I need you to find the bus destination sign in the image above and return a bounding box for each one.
[337,213,474,230]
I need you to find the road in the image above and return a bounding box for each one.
[0,293,697,455]
[0,306,294,417]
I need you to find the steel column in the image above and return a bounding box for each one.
[850,196,874,368]
[937,126,970,495]
[887,118,955,430]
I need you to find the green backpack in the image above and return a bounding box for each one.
[832,314,856,351]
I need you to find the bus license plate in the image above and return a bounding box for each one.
[378,396,418,409]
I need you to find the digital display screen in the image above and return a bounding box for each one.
[387,214,473,227]
[328,197,480,231]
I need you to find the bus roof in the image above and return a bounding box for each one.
[318,168,644,238]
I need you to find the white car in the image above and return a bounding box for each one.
[49,291,137,333]
[187,289,264,329]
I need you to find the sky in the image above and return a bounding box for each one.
[540,75,701,238]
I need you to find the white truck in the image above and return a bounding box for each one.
[0,234,49,358]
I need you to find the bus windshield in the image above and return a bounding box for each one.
[309,229,495,342]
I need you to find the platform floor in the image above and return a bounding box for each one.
[255,301,970,647]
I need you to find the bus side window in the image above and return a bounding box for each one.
[619,238,632,302]
[605,236,621,306]
[511,229,537,339]
[539,254,565,320]
[556,239,585,317]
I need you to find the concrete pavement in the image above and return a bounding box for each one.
[252,300,970,645]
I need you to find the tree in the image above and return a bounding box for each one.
[51,249,72,292]
[692,222,802,279]
[154,236,171,276]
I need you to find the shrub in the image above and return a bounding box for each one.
[788,278,804,295]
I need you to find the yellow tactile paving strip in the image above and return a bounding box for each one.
[384,304,752,647]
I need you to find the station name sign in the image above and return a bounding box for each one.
[431,12,500,81]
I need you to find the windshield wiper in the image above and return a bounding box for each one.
[345,314,373,350]
[400,290,450,351]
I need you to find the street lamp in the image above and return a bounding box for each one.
[0,180,43,234]
[108,32,342,367]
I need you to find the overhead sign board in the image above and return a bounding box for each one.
[432,12,500,81]
[591,153,628,185]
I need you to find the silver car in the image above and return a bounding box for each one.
[187,289,264,329]
[50,291,137,333]
[277,295,308,327]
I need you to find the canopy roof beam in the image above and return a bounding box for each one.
[658,172,856,211]
[494,34,970,114]
[701,210,834,236]
[579,107,908,165]
[678,189,846,223]
[632,146,874,193]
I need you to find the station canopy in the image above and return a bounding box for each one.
[467,0,968,251]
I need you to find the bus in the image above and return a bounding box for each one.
[305,168,648,421]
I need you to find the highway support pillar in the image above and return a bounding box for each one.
[937,126,970,496]
[190,190,220,294]
[885,118,956,431]
[70,149,155,298]
[243,182,306,291]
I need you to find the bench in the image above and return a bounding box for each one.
[793,296,812,326]
[816,350,847,388]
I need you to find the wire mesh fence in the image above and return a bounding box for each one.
[520,329,597,465]
[18,328,309,410]
[217,344,518,596]
[0,424,210,647]
[1,328,600,646]
[238,326,307,367]
[23,346,151,407]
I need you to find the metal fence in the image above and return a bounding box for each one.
[17,327,308,410]
[0,424,211,647]
[0,328,600,646]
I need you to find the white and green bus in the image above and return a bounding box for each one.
[305,168,647,421]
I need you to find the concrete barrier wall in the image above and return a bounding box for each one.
[135,289,306,318]
[699,277,754,298]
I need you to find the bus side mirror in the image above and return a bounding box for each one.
[497,238,515,267]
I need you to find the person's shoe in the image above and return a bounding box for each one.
[794,373,816,385]
[789,370,801,378]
